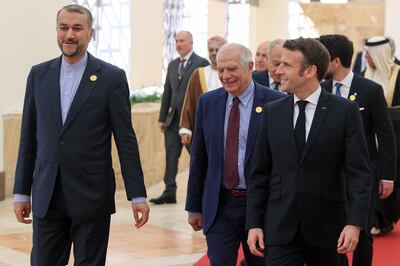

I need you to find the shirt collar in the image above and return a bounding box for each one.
[61,52,88,70]
[333,71,353,88]
[293,86,321,106]
[228,81,255,108]
[181,50,194,61]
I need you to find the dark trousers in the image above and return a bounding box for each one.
[266,227,340,266]
[31,173,111,266]
[163,120,184,194]
[205,191,264,266]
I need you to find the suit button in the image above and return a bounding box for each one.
[60,141,64,145]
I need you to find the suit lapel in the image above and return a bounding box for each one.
[60,54,101,136]
[48,57,63,131]
[299,89,330,165]
[244,84,264,166]
[216,89,228,171]
[349,75,360,99]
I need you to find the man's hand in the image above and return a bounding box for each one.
[132,202,150,229]
[181,134,192,145]
[247,228,265,257]
[14,201,32,224]
[337,225,360,254]
[188,213,202,231]
[378,180,394,199]
[158,122,166,133]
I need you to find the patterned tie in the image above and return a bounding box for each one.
[225,97,240,189]
[335,82,342,97]
[178,59,186,78]
[295,100,308,156]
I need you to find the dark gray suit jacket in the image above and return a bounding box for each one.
[159,52,209,127]
[13,53,146,221]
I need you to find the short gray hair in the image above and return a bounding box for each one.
[268,39,285,58]
[217,43,253,68]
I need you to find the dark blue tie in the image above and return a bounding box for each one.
[335,82,342,97]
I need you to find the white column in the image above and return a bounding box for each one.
[385,0,400,59]
[250,0,290,52]
[131,0,164,88]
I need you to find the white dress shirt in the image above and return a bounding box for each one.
[293,87,321,141]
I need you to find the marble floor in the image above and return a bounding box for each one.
[0,170,207,266]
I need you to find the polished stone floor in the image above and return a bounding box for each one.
[0,170,207,266]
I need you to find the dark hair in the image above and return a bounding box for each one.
[283,37,330,81]
[57,4,93,28]
[318,34,354,68]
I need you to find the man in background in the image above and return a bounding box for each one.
[252,41,270,86]
[152,31,209,204]
[320,34,396,266]
[179,36,227,146]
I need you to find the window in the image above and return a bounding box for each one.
[227,0,250,47]
[73,0,131,82]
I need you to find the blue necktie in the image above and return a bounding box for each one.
[335,82,342,97]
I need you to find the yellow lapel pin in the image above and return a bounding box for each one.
[90,75,97,82]
[255,106,262,113]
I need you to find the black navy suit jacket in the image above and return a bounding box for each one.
[246,89,371,248]
[185,83,285,233]
[322,74,396,181]
[159,52,209,127]
[13,53,146,221]
[252,70,270,88]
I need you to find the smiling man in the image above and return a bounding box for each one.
[246,38,371,266]
[185,43,284,266]
[13,5,149,265]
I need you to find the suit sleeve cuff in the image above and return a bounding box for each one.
[14,194,30,202]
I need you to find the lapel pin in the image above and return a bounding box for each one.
[322,106,327,110]
[255,106,263,113]
[90,75,97,82]
[349,93,357,101]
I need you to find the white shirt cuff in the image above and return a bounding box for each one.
[131,197,146,203]
[381,179,394,183]
[14,194,30,202]
[179,128,192,136]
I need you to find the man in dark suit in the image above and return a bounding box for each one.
[13,5,149,266]
[151,31,209,204]
[319,34,396,266]
[253,39,285,92]
[185,43,284,266]
[246,38,372,266]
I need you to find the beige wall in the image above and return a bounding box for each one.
[385,0,400,59]
[250,0,290,52]
[208,0,227,39]
[131,0,164,88]
[0,1,70,172]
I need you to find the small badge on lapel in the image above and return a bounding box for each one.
[255,106,263,113]
[322,106,327,110]
[349,93,357,101]
[90,75,97,82]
